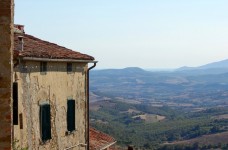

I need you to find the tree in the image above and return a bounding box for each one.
[210,126,219,133]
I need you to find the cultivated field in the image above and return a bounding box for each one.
[132,114,166,123]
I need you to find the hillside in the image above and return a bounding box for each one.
[89,59,228,149]
[90,99,228,149]
[198,59,228,69]
[90,67,228,107]
[167,131,228,145]
[176,59,228,74]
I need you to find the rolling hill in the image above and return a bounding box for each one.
[90,62,228,106]
[176,59,228,74]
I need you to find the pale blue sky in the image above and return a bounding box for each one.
[15,0,228,69]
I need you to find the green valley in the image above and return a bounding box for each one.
[89,61,228,149]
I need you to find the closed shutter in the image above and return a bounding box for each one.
[67,100,75,132]
[19,113,23,129]
[43,62,47,72]
[67,63,72,73]
[40,62,47,73]
[40,104,51,141]
[13,82,18,125]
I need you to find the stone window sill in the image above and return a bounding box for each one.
[40,139,51,145]
[65,130,77,136]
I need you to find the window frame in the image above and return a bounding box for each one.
[67,62,73,73]
[13,82,18,125]
[40,62,47,75]
[67,99,76,132]
[40,103,52,142]
[19,113,23,129]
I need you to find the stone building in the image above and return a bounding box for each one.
[13,25,97,150]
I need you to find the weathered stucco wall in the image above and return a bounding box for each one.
[0,0,14,149]
[14,61,88,150]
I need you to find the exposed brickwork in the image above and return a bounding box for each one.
[0,0,14,149]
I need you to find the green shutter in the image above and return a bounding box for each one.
[40,104,51,141]
[67,100,75,132]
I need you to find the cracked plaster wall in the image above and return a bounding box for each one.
[14,61,88,150]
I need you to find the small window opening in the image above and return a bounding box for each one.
[19,113,23,129]
[67,63,72,73]
[40,104,51,142]
[40,62,47,74]
[13,82,18,125]
[67,99,75,132]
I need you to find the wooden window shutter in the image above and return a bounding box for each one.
[67,63,72,73]
[40,104,51,142]
[19,113,23,129]
[40,62,47,73]
[13,82,18,125]
[67,100,75,132]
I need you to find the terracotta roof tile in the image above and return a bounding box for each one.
[14,33,94,61]
[90,127,116,150]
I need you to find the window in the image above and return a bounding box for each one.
[67,99,75,132]
[19,113,23,129]
[13,82,18,125]
[67,63,72,73]
[40,104,51,142]
[40,62,47,74]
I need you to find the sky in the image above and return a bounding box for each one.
[15,0,228,69]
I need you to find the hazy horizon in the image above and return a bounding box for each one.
[93,58,228,70]
[15,0,228,69]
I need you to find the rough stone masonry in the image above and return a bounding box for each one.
[0,0,14,149]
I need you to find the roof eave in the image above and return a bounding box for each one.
[21,57,97,63]
[100,141,117,150]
